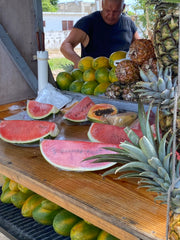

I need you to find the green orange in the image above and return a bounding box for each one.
[71,69,83,81]
[56,72,74,90]
[69,80,84,93]
[83,68,96,82]
[94,82,111,96]
[81,81,98,95]
[109,67,118,83]
[95,67,109,83]
[78,57,94,72]
[92,56,110,70]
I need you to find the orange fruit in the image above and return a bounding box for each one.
[94,82,111,96]
[81,81,98,95]
[71,69,83,81]
[78,56,93,72]
[83,68,96,82]
[95,67,109,84]
[109,67,118,83]
[69,80,84,92]
[109,51,127,68]
[92,56,110,70]
[56,72,74,90]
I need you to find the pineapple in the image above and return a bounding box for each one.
[115,59,140,84]
[85,101,180,239]
[128,39,156,66]
[105,82,138,102]
[147,0,179,77]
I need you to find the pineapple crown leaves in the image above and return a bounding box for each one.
[60,63,74,72]
[135,66,177,112]
[84,101,180,205]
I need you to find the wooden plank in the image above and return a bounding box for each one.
[0,24,38,93]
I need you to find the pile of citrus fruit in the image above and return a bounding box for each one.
[56,51,126,96]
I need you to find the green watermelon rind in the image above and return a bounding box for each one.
[40,140,117,172]
[0,120,59,144]
[27,100,60,120]
[87,124,101,143]
[63,96,95,123]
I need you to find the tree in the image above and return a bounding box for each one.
[42,0,58,12]
[126,0,156,39]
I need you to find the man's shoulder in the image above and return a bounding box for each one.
[121,13,133,22]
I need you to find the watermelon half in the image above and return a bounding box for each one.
[0,120,59,144]
[40,139,119,171]
[88,122,143,144]
[27,100,59,119]
[63,96,95,122]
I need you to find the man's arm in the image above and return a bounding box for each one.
[60,28,89,68]
[133,31,141,41]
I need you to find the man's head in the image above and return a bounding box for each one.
[101,0,125,25]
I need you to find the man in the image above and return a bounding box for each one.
[60,0,140,68]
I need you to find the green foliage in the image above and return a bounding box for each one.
[126,0,156,38]
[42,0,58,12]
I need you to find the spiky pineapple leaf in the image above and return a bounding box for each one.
[139,136,158,159]
[119,141,148,163]
[124,127,140,147]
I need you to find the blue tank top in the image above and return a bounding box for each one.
[74,11,137,58]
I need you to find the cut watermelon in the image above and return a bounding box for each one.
[0,120,59,144]
[63,96,95,122]
[27,100,59,119]
[40,140,119,171]
[88,122,143,144]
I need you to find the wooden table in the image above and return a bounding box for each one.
[0,100,167,240]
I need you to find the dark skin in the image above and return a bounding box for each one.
[60,0,140,68]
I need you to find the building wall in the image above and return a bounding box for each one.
[43,12,86,50]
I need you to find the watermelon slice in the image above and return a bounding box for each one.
[27,100,59,119]
[40,140,119,171]
[63,96,95,122]
[0,120,59,144]
[88,122,143,144]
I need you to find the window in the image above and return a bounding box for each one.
[62,20,73,30]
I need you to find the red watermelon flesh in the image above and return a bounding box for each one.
[0,120,59,144]
[27,100,59,119]
[63,96,95,122]
[88,122,143,144]
[40,139,119,171]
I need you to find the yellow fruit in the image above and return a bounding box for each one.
[83,68,96,82]
[18,183,33,194]
[9,180,19,191]
[95,67,109,83]
[78,57,94,72]
[94,82,111,96]
[81,81,98,95]
[70,220,101,240]
[109,51,127,68]
[69,80,84,92]
[53,209,81,236]
[92,56,110,70]
[21,194,45,218]
[97,230,119,240]
[109,67,118,83]
[56,72,74,90]
[71,69,83,81]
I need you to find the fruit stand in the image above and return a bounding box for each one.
[0,99,167,240]
[0,0,179,239]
